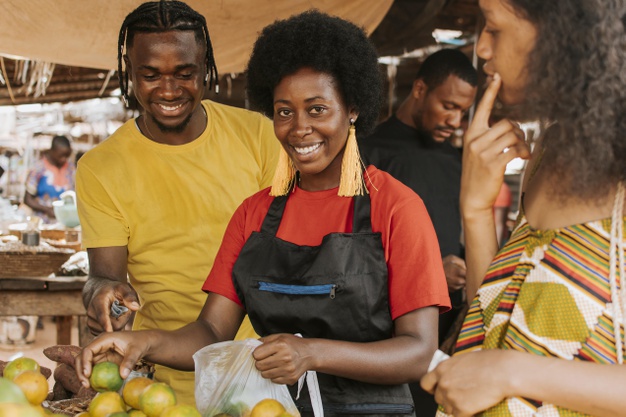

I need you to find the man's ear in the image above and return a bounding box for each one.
[123,55,131,74]
[412,79,427,100]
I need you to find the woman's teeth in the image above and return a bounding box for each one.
[293,143,321,155]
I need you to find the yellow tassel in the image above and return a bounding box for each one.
[270,147,296,196]
[338,124,367,197]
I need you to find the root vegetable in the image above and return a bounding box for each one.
[43,345,82,367]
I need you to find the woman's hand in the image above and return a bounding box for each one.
[75,330,152,388]
[421,350,516,417]
[253,334,314,385]
[461,73,531,218]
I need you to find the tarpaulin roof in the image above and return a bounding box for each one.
[0,0,393,73]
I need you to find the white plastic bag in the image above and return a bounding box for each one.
[193,338,300,417]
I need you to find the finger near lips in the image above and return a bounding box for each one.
[468,73,501,134]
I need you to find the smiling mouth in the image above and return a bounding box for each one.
[293,143,322,155]
[157,103,184,112]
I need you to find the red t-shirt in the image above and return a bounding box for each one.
[203,166,450,320]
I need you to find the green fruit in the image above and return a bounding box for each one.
[3,357,40,381]
[0,376,29,404]
[89,362,124,392]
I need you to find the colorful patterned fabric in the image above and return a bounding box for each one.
[438,215,626,417]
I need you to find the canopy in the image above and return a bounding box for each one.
[0,0,393,73]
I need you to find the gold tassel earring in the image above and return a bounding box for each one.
[270,147,296,196]
[338,119,367,197]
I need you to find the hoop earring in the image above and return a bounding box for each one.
[269,147,296,196]
[338,119,367,196]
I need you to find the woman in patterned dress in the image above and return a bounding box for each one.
[421,0,626,416]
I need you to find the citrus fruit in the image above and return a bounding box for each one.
[88,391,126,417]
[74,413,90,417]
[0,376,29,404]
[138,382,177,417]
[12,370,49,405]
[0,402,42,417]
[128,410,148,417]
[108,413,130,417]
[160,405,202,417]
[250,399,286,417]
[3,357,40,381]
[122,377,153,409]
[89,361,124,392]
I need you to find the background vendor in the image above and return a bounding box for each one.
[24,135,75,223]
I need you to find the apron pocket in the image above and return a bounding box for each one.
[258,282,337,299]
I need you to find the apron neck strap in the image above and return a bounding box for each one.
[260,193,373,235]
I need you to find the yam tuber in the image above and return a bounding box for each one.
[43,344,82,367]
[53,363,83,394]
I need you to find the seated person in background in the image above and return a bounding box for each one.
[77,10,450,416]
[422,0,626,415]
[24,135,75,223]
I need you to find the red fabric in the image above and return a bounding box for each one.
[203,166,450,320]
[494,182,512,209]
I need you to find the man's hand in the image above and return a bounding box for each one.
[443,255,467,293]
[75,330,151,388]
[85,280,139,335]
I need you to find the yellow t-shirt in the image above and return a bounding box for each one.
[76,100,279,405]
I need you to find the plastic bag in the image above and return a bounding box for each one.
[193,338,300,417]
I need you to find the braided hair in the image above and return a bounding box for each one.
[117,0,218,104]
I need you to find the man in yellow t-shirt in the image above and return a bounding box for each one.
[76,1,278,405]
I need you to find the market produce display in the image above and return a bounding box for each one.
[0,356,52,416]
[43,345,97,402]
[1,348,295,417]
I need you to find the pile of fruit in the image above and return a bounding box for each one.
[0,356,55,416]
[1,349,296,417]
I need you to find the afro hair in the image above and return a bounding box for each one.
[245,10,383,137]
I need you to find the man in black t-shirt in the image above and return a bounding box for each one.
[360,49,478,416]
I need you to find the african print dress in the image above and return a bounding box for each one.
[438,215,626,417]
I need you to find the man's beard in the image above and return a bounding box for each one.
[150,113,194,134]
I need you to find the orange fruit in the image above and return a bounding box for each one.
[3,357,40,381]
[89,362,124,393]
[249,399,286,417]
[12,370,49,406]
[0,402,42,417]
[127,410,148,417]
[0,376,29,404]
[160,405,202,417]
[122,377,154,410]
[88,391,126,417]
[108,413,130,417]
[138,382,177,417]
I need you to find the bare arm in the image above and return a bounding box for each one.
[23,192,55,219]
[460,73,530,302]
[253,306,439,385]
[422,349,626,417]
[76,292,245,386]
[83,246,139,334]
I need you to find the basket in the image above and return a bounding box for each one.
[44,398,91,416]
[0,243,75,278]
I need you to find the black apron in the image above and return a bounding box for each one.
[232,193,415,417]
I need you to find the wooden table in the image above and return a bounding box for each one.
[0,275,91,346]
